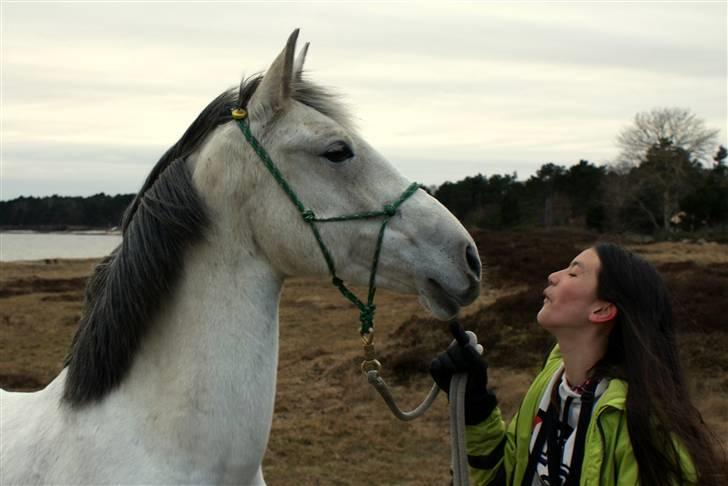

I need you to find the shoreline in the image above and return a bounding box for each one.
[1,229,121,236]
[0,257,103,265]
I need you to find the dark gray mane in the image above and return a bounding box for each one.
[63,74,349,407]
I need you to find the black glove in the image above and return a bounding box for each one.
[430,321,497,425]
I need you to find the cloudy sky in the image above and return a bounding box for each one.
[1,2,726,199]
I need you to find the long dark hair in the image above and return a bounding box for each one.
[593,242,725,485]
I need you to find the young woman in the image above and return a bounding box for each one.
[430,242,724,485]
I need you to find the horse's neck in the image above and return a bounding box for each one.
[111,231,283,472]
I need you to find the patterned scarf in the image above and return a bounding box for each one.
[527,365,608,486]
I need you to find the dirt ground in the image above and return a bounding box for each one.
[1,232,726,484]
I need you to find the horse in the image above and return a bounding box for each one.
[0,30,481,485]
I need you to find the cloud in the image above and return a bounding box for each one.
[1,2,725,198]
[1,141,162,199]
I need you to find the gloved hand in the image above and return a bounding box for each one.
[430,321,497,425]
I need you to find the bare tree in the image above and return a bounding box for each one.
[614,108,721,233]
[617,107,719,165]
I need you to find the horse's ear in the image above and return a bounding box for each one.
[293,42,309,81]
[248,29,299,120]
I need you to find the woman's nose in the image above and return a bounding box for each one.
[547,272,558,286]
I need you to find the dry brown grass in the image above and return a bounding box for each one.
[1,235,726,485]
[628,241,728,265]
[0,259,96,388]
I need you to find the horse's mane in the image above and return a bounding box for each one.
[63,73,351,407]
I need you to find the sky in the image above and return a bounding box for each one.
[1,1,726,199]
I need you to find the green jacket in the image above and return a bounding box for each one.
[465,345,696,486]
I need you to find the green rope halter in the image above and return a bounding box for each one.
[233,110,419,337]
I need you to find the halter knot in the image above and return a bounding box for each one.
[332,276,344,287]
[359,305,376,333]
[302,210,316,222]
[383,204,397,217]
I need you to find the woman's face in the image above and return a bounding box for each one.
[537,248,604,330]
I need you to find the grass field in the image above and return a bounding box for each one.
[1,230,726,484]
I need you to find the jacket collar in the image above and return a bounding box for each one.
[550,344,628,413]
[595,378,627,413]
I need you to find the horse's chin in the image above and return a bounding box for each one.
[417,281,461,321]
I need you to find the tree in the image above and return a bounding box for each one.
[434,174,488,222]
[561,160,606,221]
[713,145,727,177]
[628,139,702,231]
[680,145,728,228]
[616,108,720,233]
[617,107,719,165]
[0,193,133,228]
[524,163,568,227]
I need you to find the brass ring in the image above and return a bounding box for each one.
[361,359,382,374]
[231,108,248,120]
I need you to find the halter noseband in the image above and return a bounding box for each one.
[232,108,419,342]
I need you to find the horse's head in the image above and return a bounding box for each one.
[192,30,480,320]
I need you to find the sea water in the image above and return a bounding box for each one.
[0,232,122,262]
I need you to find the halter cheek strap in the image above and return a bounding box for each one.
[232,108,419,340]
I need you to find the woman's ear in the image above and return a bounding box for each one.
[589,301,617,324]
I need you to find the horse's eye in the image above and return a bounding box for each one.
[321,142,354,163]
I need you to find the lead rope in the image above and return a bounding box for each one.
[233,108,469,486]
[362,374,469,485]
[362,320,470,486]
[450,371,470,486]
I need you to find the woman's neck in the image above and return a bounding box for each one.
[556,330,609,387]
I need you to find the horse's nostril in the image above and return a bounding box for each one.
[465,245,481,279]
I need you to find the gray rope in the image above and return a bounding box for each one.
[365,370,470,486]
[449,374,470,486]
[365,372,440,421]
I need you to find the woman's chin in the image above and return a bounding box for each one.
[536,309,554,330]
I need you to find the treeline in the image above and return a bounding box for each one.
[1,144,725,235]
[433,144,728,235]
[0,193,133,229]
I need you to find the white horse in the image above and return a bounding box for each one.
[0,30,481,485]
